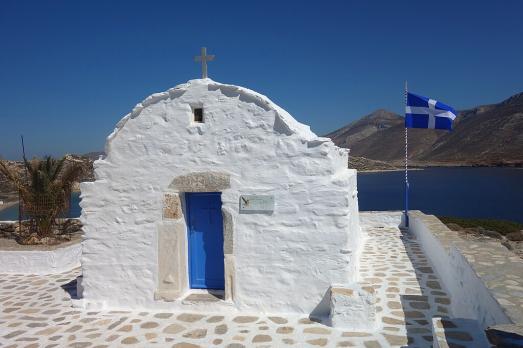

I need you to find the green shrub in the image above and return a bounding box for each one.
[438,216,523,236]
[0,156,83,243]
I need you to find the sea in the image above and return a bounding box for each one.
[0,192,82,221]
[358,167,523,223]
[0,168,522,223]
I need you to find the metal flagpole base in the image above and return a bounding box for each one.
[402,211,409,229]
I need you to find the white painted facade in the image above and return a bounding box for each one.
[79,79,361,316]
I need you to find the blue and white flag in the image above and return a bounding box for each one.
[405,92,456,130]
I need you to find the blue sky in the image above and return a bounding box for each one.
[1,0,522,159]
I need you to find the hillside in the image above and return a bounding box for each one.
[326,92,523,166]
[326,109,402,149]
[348,156,398,171]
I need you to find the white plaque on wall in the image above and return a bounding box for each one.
[239,195,274,213]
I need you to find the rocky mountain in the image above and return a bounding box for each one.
[326,92,523,166]
[326,109,402,149]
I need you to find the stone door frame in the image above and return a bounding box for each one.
[155,171,235,303]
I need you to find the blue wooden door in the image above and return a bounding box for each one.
[186,192,225,289]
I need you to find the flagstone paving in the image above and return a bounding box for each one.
[1,225,484,347]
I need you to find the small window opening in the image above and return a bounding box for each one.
[193,108,204,123]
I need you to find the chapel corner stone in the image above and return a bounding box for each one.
[163,193,182,220]
[169,172,231,192]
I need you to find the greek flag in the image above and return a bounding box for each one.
[405,92,456,130]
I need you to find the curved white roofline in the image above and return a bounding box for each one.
[106,78,325,146]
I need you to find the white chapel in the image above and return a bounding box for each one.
[78,54,364,321]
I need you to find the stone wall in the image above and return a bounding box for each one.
[79,78,361,315]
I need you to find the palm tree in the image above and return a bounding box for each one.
[0,156,84,243]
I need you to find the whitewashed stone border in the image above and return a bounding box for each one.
[408,210,515,328]
[0,242,81,275]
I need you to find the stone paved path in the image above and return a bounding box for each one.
[1,225,479,347]
[359,226,452,347]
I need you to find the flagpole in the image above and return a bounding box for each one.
[404,81,409,228]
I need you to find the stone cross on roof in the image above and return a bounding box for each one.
[194,47,215,79]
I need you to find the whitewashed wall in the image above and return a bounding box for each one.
[79,79,361,314]
[409,213,511,328]
[0,242,81,275]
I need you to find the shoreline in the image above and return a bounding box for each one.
[0,200,18,213]
[0,190,80,214]
[358,168,424,173]
[357,164,523,174]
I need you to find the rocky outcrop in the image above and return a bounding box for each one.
[0,218,83,245]
[446,223,523,260]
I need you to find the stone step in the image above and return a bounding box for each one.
[328,283,377,330]
[182,291,224,304]
[432,317,492,348]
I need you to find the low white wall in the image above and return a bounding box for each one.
[409,212,510,328]
[0,242,81,275]
[359,211,403,228]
